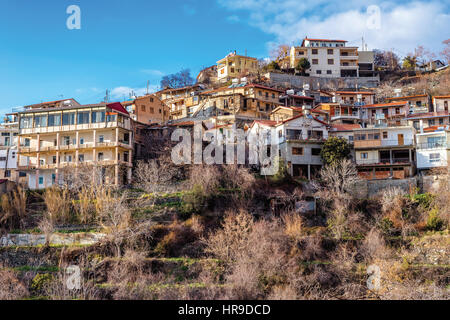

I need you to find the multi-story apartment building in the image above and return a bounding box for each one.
[361,102,409,125]
[156,84,205,120]
[289,38,375,79]
[217,51,258,82]
[193,83,283,123]
[0,113,23,182]
[315,103,361,124]
[333,91,375,105]
[416,126,450,172]
[406,112,450,130]
[385,94,431,113]
[249,113,329,179]
[17,102,133,189]
[433,95,450,113]
[353,126,416,179]
[122,94,169,125]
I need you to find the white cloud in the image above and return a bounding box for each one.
[110,85,159,100]
[140,69,165,77]
[217,0,450,56]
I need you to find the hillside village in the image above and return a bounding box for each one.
[0,37,449,300]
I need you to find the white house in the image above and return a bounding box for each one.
[416,126,450,171]
[249,114,329,179]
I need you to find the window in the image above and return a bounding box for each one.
[349,135,354,142]
[141,105,146,112]
[19,172,26,177]
[20,116,33,129]
[428,119,435,126]
[124,152,129,162]
[80,138,84,145]
[35,115,47,127]
[24,138,30,147]
[62,113,75,125]
[150,107,154,114]
[1,132,10,136]
[98,152,104,161]
[327,49,333,54]
[327,70,332,74]
[99,135,104,143]
[312,148,321,156]
[64,136,70,146]
[48,114,61,126]
[150,97,154,102]
[312,59,319,65]
[107,114,116,122]
[413,121,420,130]
[92,111,105,123]
[259,91,262,96]
[272,93,275,99]
[382,132,388,139]
[316,70,322,74]
[312,49,318,54]
[11,152,15,159]
[361,153,368,159]
[51,174,56,184]
[77,112,90,124]
[4,137,10,146]
[52,156,57,164]
[328,59,334,65]
[4,170,10,178]
[292,147,303,155]
[430,153,440,162]
[278,130,283,138]
[78,154,84,162]
[38,176,44,185]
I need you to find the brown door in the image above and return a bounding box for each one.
[398,134,404,145]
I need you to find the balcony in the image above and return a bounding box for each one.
[354,139,382,148]
[19,121,131,135]
[416,141,450,150]
[19,141,131,154]
[356,158,412,166]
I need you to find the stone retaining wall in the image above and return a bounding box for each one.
[0,232,106,247]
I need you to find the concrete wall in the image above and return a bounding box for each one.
[266,72,380,89]
[352,177,418,198]
[0,232,105,247]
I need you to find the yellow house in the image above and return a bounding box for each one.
[217,51,258,82]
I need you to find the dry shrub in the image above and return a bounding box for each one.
[224,220,290,299]
[431,165,450,227]
[282,212,304,241]
[0,186,28,231]
[0,268,29,300]
[188,164,221,195]
[44,187,72,224]
[134,158,182,194]
[221,164,255,196]
[204,210,254,264]
[267,285,298,300]
[154,219,200,257]
[360,228,390,262]
[74,186,97,224]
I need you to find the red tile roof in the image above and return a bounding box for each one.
[107,102,129,115]
[433,95,450,99]
[386,94,428,100]
[331,124,361,131]
[361,102,408,108]
[406,111,450,119]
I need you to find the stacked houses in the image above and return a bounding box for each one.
[1,37,449,188]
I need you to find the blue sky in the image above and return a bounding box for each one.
[0,0,449,116]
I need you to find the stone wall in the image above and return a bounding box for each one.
[351,177,418,198]
[0,232,106,247]
[265,72,380,89]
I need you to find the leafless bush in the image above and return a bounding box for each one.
[188,164,221,194]
[0,267,29,300]
[317,159,360,198]
[134,158,182,194]
[221,164,255,196]
[360,228,390,262]
[203,210,254,264]
[0,186,28,231]
[431,165,450,227]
